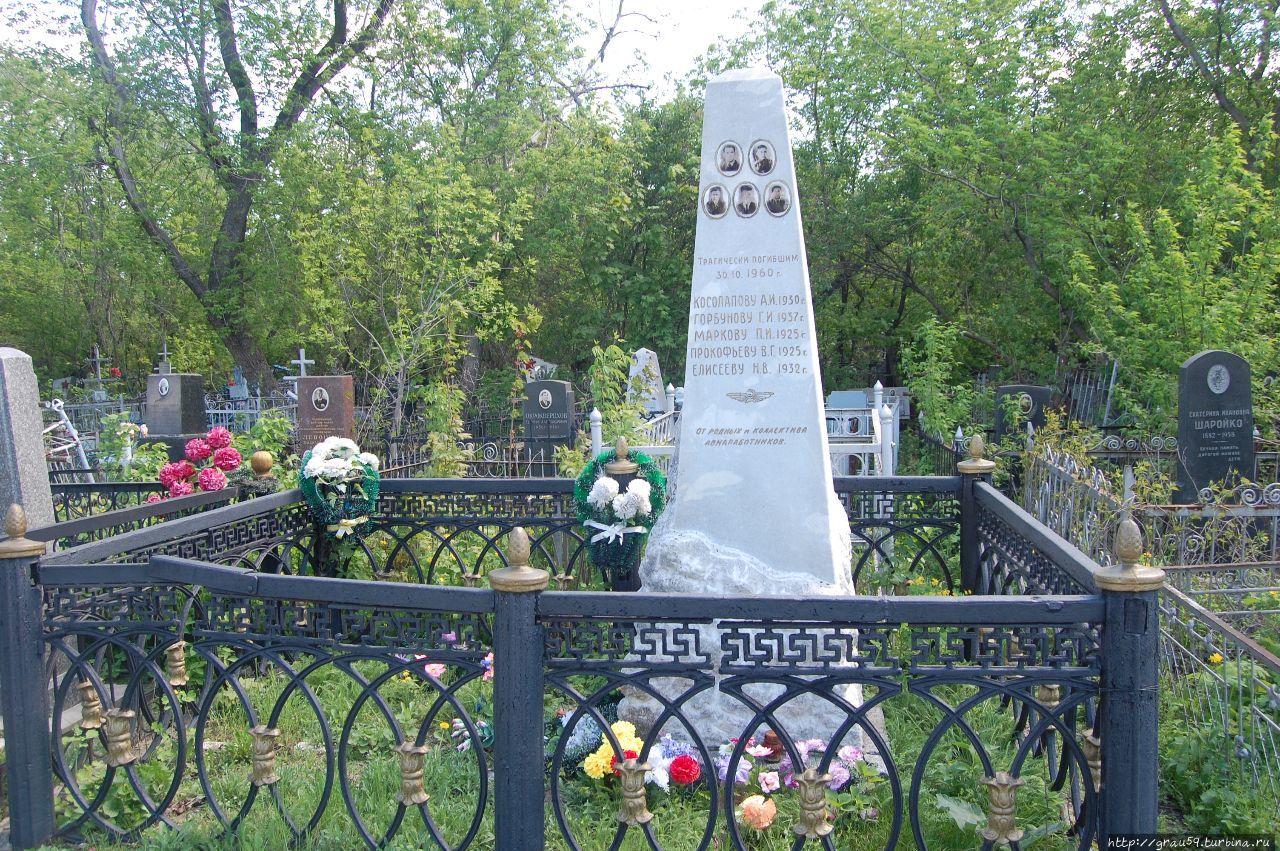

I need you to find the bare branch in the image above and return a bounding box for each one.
[210,0,258,144]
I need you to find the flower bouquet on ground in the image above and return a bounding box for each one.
[573,437,666,590]
[300,437,381,545]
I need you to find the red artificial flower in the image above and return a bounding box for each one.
[158,462,181,488]
[108,366,122,379]
[145,492,164,504]
[173,460,196,481]
[610,749,640,775]
[670,754,701,785]
[205,427,233,449]
[185,438,212,462]
[169,481,195,497]
[197,467,227,492]
[212,446,242,471]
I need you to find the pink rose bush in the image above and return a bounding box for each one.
[154,427,246,499]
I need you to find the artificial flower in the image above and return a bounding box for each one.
[185,438,212,462]
[583,748,614,779]
[746,744,772,758]
[197,466,227,491]
[838,745,864,764]
[145,492,164,504]
[212,446,242,472]
[481,652,494,681]
[670,753,701,785]
[758,770,780,793]
[424,662,447,679]
[715,753,752,785]
[205,427,233,449]
[739,795,777,830]
[169,481,195,497]
[587,476,620,509]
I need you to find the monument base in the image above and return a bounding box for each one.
[145,433,208,463]
[619,508,868,749]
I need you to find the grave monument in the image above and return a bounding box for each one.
[1176,350,1254,502]
[0,347,56,531]
[994,384,1052,441]
[621,68,857,743]
[627,347,667,414]
[521,380,575,476]
[296,375,356,449]
[145,343,208,460]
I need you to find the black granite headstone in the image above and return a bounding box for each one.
[1177,350,1254,502]
[146,373,207,436]
[994,384,1052,440]
[522,380,575,444]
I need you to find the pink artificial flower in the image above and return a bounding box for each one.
[838,745,864,764]
[758,770,780,793]
[185,438,212,462]
[197,466,227,491]
[174,460,196,481]
[145,492,165,504]
[169,481,195,497]
[212,446,242,471]
[205,427,232,449]
[739,795,777,830]
[746,744,772,758]
[158,462,182,488]
[424,662,447,679]
[481,652,494,681]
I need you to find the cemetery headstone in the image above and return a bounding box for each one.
[522,380,575,476]
[85,346,110,402]
[627,347,667,414]
[0,348,56,531]
[297,375,356,450]
[145,346,207,459]
[994,384,1052,440]
[228,366,250,401]
[623,68,857,743]
[1177,350,1254,502]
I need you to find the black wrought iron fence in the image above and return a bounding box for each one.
[0,469,1170,850]
[49,482,167,523]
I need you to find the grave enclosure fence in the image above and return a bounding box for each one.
[0,472,1160,850]
[1023,441,1280,824]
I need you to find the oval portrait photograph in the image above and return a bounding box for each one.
[764,181,791,216]
[312,386,330,412]
[716,141,742,176]
[734,182,760,217]
[702,184,729,219]
[749,140,776,175]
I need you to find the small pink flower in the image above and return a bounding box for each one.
[746,744,772,758]
[185,438,211,462]
[145,492,164,504]
[169,481,195,497]
[212,446,242,471]
[424,662,447,679]
[481,652,494,681]
[197,467,227,491]
[838,745,863,764]
[758,770,780,793]
[441,632,457,643]
[205,427,232,449]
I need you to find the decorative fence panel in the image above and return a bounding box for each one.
[0,473,1171,850]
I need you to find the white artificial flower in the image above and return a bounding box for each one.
[357,452,380,470]
[631,494,652,519]
[588,477,620,509]
[627,480,652,500]
[612,492,639,520]
[331,438,360,458]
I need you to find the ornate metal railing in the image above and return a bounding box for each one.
[44,479,967,595]
[49,482,167,523]
[31,489,242,552]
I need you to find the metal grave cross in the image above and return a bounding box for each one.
[155,341,173,375]
[291,347,315,378]
[85,345,110,382]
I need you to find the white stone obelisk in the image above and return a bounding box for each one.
[623,69,858,744]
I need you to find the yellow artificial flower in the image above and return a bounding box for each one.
[583,747,615,779]
[610,720,637,740]
[1208,652,1225,665]
[439,721,450,730]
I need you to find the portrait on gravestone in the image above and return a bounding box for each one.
[734,182,759,216]
[703,185,728,218]
[717,141,741,175]
[765,181,790,216]
[312,386,330,412]
[158,378,170,397]
[750,140,775,174]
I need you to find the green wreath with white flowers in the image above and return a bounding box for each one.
[573,445,667,545]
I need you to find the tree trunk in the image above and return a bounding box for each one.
[218,324,274,389]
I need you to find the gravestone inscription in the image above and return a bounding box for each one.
[521,380,575,443]
[994,384,1052,440]
[1177,351,1254,502]
[297,376,356,450]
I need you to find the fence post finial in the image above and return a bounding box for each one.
[957,433,996,476]
[1095,504,1164,591]
[0,504,44,558]
[489,526,549,592]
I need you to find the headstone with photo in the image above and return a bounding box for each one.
[296,375,356,451]
[522,379,575,475]
[627,347,667,414]
[1176,350,1254,502]
[145,344,207,458]
[622,68,857,744]
[1,347,56,531]
[994,384,1052,440]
